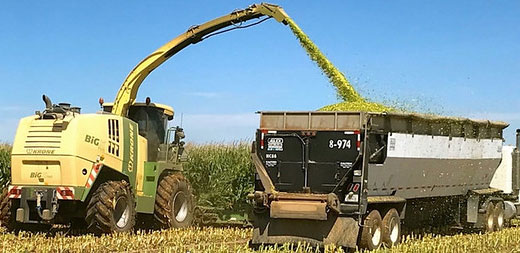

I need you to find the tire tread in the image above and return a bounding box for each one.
[86,180,135,234]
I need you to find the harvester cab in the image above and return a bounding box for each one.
[102,100,185,163]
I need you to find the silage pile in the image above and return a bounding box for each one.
[286,18,393,112]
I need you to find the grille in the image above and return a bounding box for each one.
[108,119,120,157]
[24,124,63,149]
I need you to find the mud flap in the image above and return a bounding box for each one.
[252,215,359,248]
[270,200,327,220]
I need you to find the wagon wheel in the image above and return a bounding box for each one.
[493,201,505,231]
[360,209,383,250]
[484,202,495,233]
[382,208,401,247]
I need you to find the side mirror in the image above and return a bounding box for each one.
[174,127,185,143]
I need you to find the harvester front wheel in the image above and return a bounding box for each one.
[360,209,383,250]
[154,173,194,228]
[86,180,136,234]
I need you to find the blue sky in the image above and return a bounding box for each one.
[1,1,519,143]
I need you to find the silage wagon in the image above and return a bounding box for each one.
[249,111,515,249]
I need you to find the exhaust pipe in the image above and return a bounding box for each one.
[513,129,520,198]
[516,129,520,150]
[42,95,52,109]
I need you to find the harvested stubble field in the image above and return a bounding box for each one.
[2,225,520,252]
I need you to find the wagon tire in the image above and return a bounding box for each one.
[154,173,194,229]
[382,208,401,247]
[493,201,505,231]
[86,180,136,235]
[360,210,383,250]
[484,202,495,233]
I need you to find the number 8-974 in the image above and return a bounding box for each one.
[328,139,351,149]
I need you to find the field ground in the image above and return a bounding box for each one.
[2,144,520,252]
[2,224,520,253]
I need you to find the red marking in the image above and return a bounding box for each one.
[85,163,103,188]
[8,186,22,199]
[56,187,74,200]
[93,163,102,172]
[354,130,360,135]
[352,184,360,192]
[260,130,267,149]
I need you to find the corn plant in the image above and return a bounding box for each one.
[183,141,253,213]
[0,143,11,188]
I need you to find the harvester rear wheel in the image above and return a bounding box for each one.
[360,209,383,250]
[154,173,194,228]
[382,208,401,247]
[493,201,505,231]
[86,180,136,234]
[484,202,495,233]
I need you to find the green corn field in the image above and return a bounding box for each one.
[183,142,253,215]
[0,144,10,189]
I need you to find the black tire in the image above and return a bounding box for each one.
[86,180,136,234]
[154,173,194,229]
[493,201,505,231]
[382,208,401,247]
[484,202,495,233]
[360,210,383,250]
